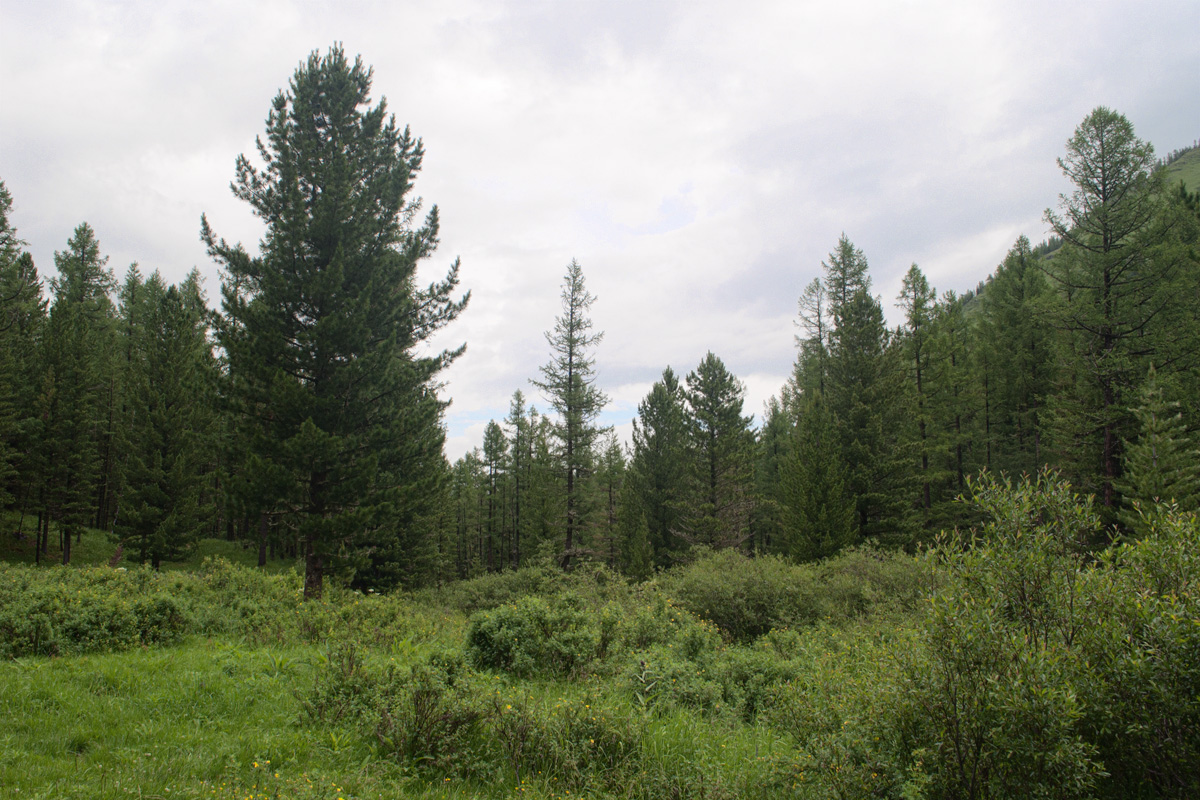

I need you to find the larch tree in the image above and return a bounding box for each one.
[206,46,468,598]
[532,259,607,569]
[1043,106,1198,512]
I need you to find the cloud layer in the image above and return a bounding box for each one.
[2,0,1196,459]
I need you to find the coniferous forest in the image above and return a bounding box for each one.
[2,46,1200,800]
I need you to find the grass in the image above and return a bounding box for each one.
[1165,146,1200,192]
[0,636,800,799]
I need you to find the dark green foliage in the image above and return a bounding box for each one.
[0,183,44,511]
[0,564,190,657]
[626,366,688,566]
[678,352,756,550]
[897,263,938,522]
[1116,367,1200,535]
[465,593,612,678]
[531,259,607,568]
[826,279,916,546]
[207,46,466,597]
[656,546,921,643]
[37,222,117,563]
[373,653,490,774]
[779,394,856,560]
[115,269,216,568]
[977,235,1056,476]
[1044,107,1200,511]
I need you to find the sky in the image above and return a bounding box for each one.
[2,0,1197,461]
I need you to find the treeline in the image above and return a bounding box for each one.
[2,45,1198,593]
[450,107,1200,578]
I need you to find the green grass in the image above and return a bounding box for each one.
[0,637,803,799]
[1165,146,1200,192]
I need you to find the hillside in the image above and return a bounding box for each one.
[1165,144,1200,191]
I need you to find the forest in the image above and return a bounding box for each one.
[1,46,1199,799]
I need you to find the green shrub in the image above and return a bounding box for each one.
[0,565,193,657]
[465,593,602,677]
[657,547,924,644]
[373,654,491,775]
[658,550,818,642]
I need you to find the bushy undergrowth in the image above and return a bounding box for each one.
[657,546,923,643]
[7,475,1199,799]
[761,472,1200,800]
[0,557,448,657]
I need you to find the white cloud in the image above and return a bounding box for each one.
[2,0,1196,462]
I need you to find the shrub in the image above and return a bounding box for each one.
[658,550,818,642]
[374,654,491,775]
[0,564,193,657]
[465,593,602,678]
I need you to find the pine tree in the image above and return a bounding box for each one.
[679,352,756,550]
[627,367,688,566]
[39,223,116,564]
[207,46,468,597]
[1115,367,1200,536]
[1044,107,1199,511]
[531,259,607,569]
[115,270,216,568]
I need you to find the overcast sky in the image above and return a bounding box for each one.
[2,0,1197,460]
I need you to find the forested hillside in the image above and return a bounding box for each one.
[2,49,1198,587]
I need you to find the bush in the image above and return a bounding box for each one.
[0,564,193,657]
[658,550,818,642]
[465,593,603,678]
[657,547,924,644]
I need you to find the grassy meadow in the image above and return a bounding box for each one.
[2,473,1199,799]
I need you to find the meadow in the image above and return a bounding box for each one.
[2,473,1197,799]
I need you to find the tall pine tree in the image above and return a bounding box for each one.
[531,259,607,569]
[207,46,467,597]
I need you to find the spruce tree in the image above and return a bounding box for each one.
[531,259,607,569]
[207,46,467,597]
[823,245,916,547]
[977,236,1055,476]
[481,419,507,572]
[504,390,531,568]
[39,223,116,563]
[627,367,688,566]
[0,182,45,514]
[779,394,855,561]
[115,271,216,568]
[897,264,937,522]
[1116,367,1200,536]
[679,352,756,550]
